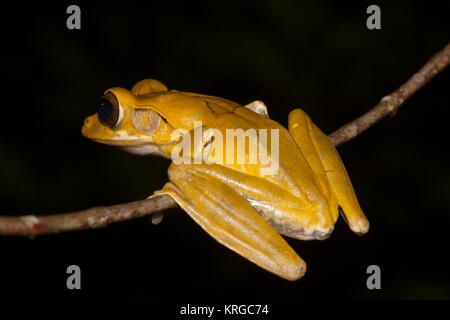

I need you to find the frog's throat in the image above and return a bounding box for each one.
[92,138,176,159]
[119,144,170,158]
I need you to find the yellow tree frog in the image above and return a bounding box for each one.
[82,79,369,281]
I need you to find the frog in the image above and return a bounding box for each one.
[82,79,369,281]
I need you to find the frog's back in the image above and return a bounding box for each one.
[181,92,339,239]
[178,91,326,201]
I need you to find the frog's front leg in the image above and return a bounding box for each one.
[288,109,369,234]
[150,163,306,281]
[244,101,269,118]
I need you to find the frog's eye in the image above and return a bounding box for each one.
[97,92,123,128]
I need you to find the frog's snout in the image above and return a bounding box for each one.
[82,117,91,138]
[81,118,89,138]
[81,114,97,138]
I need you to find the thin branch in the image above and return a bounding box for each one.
[1,42,448,237]
[0,195,177,236]
[329,42,450,146]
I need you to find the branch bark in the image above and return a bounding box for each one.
[1,42,448,237]
[0,194,176,236]
[329,42,450,146]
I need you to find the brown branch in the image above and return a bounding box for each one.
[1,42,448,237]
[329,42,450,146]
[0,195,177,236]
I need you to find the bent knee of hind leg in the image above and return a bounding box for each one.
[310,199,336,240]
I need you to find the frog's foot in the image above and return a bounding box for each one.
[244,101,269,118]
[154,164,306,281]
[288,108,370,235]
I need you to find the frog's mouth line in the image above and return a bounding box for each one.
[91,138,154,146]
[92,137,178,147]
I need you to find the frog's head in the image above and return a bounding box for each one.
[83,79,239,158]
[82,79,180,158]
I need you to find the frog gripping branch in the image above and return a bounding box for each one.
[0,43,449,281]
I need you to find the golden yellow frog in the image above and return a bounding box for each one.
[82,79,369,280]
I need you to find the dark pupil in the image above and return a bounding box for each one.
[98,99,114,122]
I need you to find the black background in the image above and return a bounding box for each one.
[0,0,449,303]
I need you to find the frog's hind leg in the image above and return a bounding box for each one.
[288,109,369,235]
[149,163,306,281]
